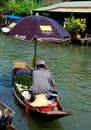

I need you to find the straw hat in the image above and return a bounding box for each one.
[13,61,27,68]
[30,94,53,107]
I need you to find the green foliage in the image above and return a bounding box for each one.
[64,16,86,34]
[1,1,42,16]
[64,16,76,34]
[75,18,86,34]
[0,0,8,7]
[31,55,39,67]
[33,2,42,9]
[14,2,31,16]
[14,75,32,87]
[4,2,18,14]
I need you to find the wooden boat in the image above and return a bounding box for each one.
[0,102,17,130]
[12,61,73,121]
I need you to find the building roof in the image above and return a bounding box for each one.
[33,1,91,13]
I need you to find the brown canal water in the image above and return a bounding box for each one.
[0,32,91,130]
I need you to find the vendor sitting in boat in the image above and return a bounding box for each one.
[31,59,57,99]
[15,59,57,101]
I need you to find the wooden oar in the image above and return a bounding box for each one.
[56,96,64,111]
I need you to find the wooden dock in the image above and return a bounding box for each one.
[80,33,91,45]
[72,33,91,45]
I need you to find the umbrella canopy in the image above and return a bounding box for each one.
[9,14,70,43]
[9,14,71,69]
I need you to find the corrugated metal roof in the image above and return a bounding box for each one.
[33,1,91,13]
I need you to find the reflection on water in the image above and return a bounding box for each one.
[0,32,91,130]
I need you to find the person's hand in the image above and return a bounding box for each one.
[46,69,51,72]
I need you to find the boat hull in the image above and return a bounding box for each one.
[0,102,16,130]
[12,66,72,121]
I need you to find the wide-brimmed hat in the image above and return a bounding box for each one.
[36,59,46,66]
[30,94,52,107]
[13,61,27,68]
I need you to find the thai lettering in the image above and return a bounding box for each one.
[15,34,26,40]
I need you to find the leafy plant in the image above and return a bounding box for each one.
[4,2,18,14]
[2,1,42,16]
[14,75,32,87]
[14,2,32,16]
[74,18,86,34]
[64,16,86,34]
[64,16,76,34]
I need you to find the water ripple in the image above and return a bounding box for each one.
[0,32,91,130]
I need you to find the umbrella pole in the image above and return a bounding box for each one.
[34,38,37,70]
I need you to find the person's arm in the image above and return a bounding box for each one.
[53,83,56,91]
[49,72,57,91]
